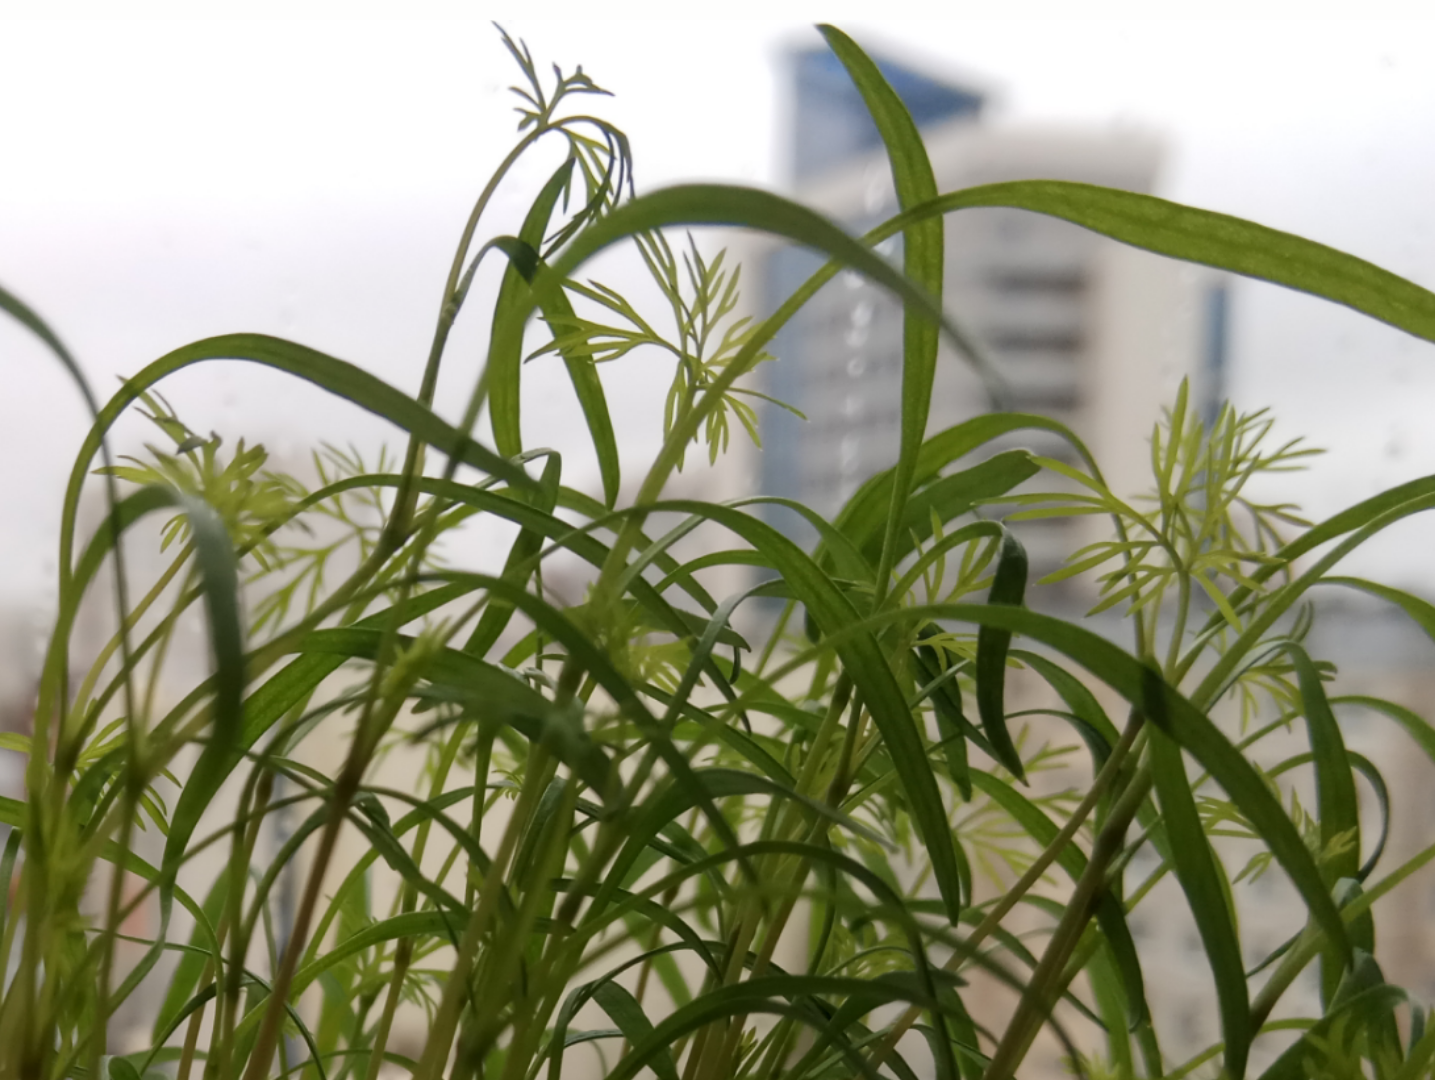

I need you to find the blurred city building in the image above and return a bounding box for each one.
[757,43,1228,586]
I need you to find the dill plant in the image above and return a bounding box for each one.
[1,22,1435,1080]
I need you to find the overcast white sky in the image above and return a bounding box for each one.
[2,9,1435,619]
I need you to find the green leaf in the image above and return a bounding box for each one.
[162,581,476,879]
[1149,724,1251,1080]
[152,872,228,1042]
[487,159,621,506]
[591,983,679,1080]
[1288,646,1360,895]
[489,160,577,459]
[818,25,963,608]
[967,771,1148,1028]
[605,973,955,1080]
[464,451,564,657]
[910,180,1435,348]
[289,912,458,998]
[169,490,244,756]
[911,642,973,802]
[61,333,536,590]
[500,186,996,467]
[1010,651,1120,775]
[828,414,1105,572]
[855,452,1039,570]
[1321,576,1435,647]
[976,530,1029,781]
[1333,695,1435,771]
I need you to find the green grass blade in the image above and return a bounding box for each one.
[510,185,993,417]
[62,333,535,586]
[1267,750,1389,886]
[168,490,243,753]
[304,627,613,796]
[464,451,564,656]
[818,25,950,597]
[828,415,1106,569]
[911,645,973,802]
[1291,644,1362,1008]
[151,872,227,1041]
[1288,646,1360,884]
[1320,576,1435,644]
[854,452,1039,570]
[591,983,679,1080]
[161,581,475,876]
[975,530,1029,780]
[911,180,1435,347]
[1149,725,1251,1079]
[1333,695,1435,769]
[1256,964,1404,1080]
[486,160,621,505]
[488,160,577,460]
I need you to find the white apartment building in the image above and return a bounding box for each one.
[758,117,1225,586]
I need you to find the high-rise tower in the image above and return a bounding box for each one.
[759,44,1226,586]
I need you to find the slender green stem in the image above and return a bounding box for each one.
[982,765,1154,1080]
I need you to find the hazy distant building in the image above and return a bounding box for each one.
[758,45,1228,585]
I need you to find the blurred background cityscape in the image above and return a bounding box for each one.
[2,12,1435,1072]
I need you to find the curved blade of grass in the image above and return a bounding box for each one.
[1288,645,1360,886]
[736,495,873,583]
[292,474,740,664]
[976,530,1029,780]
[1011,651,1120,780]
[151,872,228,1041]
[440,572,745,862]
[1190,479,1435,647]
[464,451,564,656]
[1333,695,1435,769]
[911,646,973,801]
[165,490,243,753]
[547,941,716,1078]
[819,24,956,604]
[1268,750,1389,885]
[603,769,890,903]
[488,160,574,458]
[1320,576,1435,645]
[487,160,620,506]
[907,180,1435,347]
[62,333,535,584]
[591,983,679,1080]
[3,282,148,792]
[1148,724,1250,1079]
[829,414,1105,569]
[288,912,457,997]
[501,186,998,468]
[59,483,243,872]
[968,771,1148,1027]
[1256,960,1405,1080]
[856,452,1039,570]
